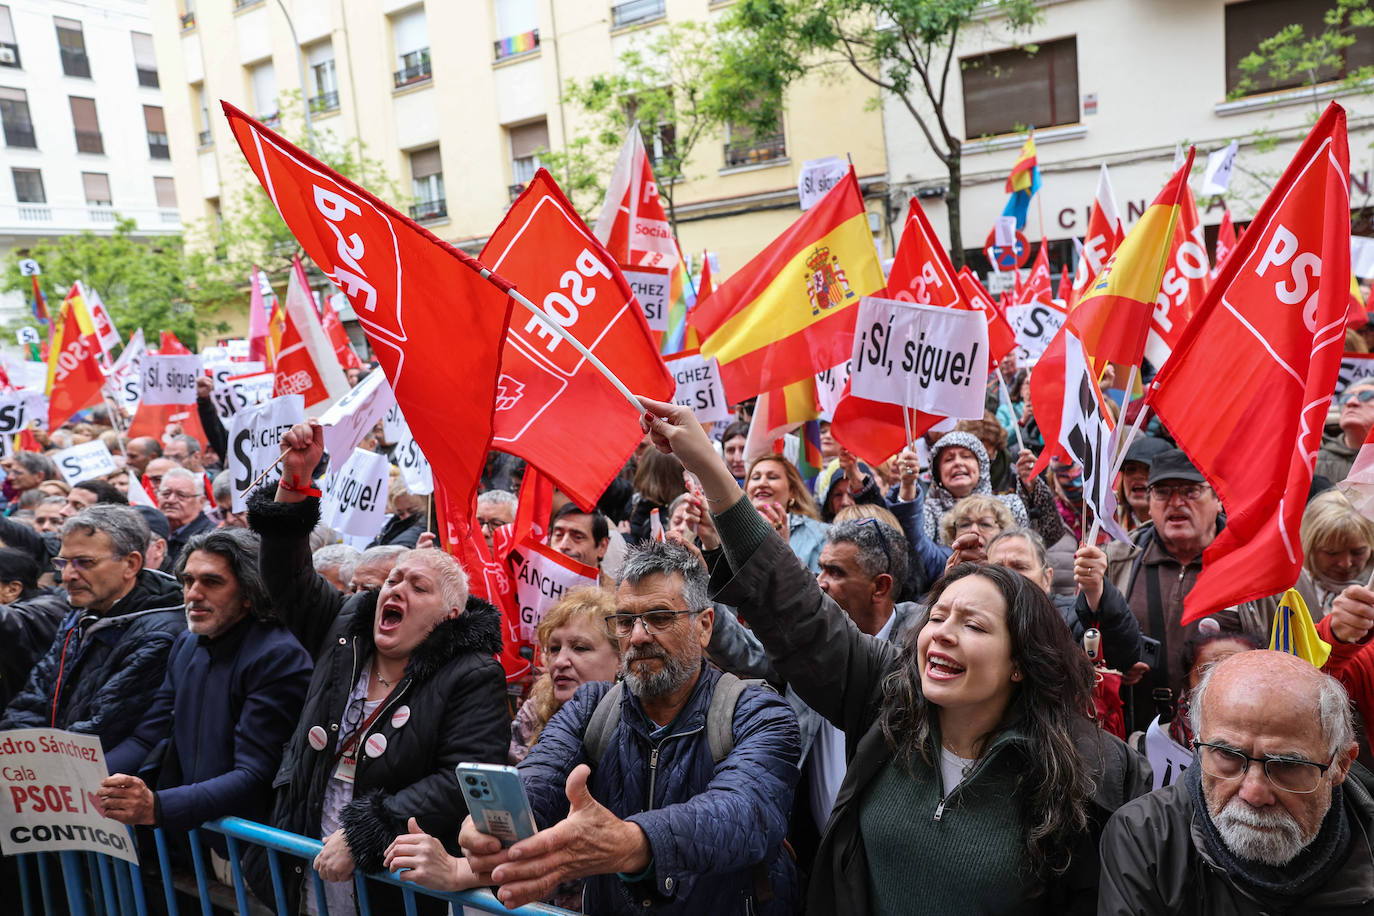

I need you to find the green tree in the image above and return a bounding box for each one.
[1233,0,1374,105]
[723,0,1039,268]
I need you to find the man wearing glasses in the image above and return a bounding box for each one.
[461,539,801,914]
[1317,382,1374,483]
[1099,650,1373,911]
[159,467,214,573]
[0,505,184,751]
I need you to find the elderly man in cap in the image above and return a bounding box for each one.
[1117,436,1172,531]
[1105,448,1278,732]
[1099,650,1374,912]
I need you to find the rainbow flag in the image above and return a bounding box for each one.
[495,29,538,59]
[661,248,700,355]
[29,276,48,329]
[799,420,824,489]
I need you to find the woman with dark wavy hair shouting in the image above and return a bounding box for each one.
[636,396,1151,914]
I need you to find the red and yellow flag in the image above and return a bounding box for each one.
[46,283,106,430]
[1005,134,1038,194]
[691,168,884,401]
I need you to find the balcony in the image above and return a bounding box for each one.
[0,42,20,69]
[493,29,539,62]
[148,132,170,159]
[394,50,431,88]
[179,12,196,30]
[161,208,180,224]
[508,183,526,203]
[724,132,786,168]
[3,123,35,148]
[75,129,103,154]
[88,206,116,223]
[257,110,280,127]
[17,204,50,221]
[197,129,212,147]
[409,199,446,222]
[612,0,666,29]
[137,66,159,88]
[60,49,91,78]
[309,90,339,113]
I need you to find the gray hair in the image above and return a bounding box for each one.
[162,467,201,492]
[1191,661,1356,758]
[987,527,1050,570]
[61,504,150,559]
[38,495,66,510]
[828,519,909,590]
[212,469,233,505]
[476,489,517,510]
[13,452,56,478]
[176,527,272,621]
[358,544,408,569]
[619,540,710,611]
[314,543,360,584]
[172,434,201,456]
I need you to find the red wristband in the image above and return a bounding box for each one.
[279,479,322,498]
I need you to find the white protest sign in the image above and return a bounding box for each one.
[1353,236,1374,280]
[320,448,391,537]
[0,390,48,435]
[849,296,988,420]
[381,400,407,444]
[199,345,230,367]
[1200,140,1239,196]
[392,425,433,495]
[511,539,600,643]
[16,327,39,346]
[212,371,274,420]
[994,215,1018,248]
[139,354,201,407]
[1335,352,1374,404]
[318,369,396,461]
[664,351,731,425]
[1060,332,1130,543]
[815,359,852,419]
[0,728,136,864]
[17,259,40,277]
[622,266,672,332]
[54,441,118,485]
[798,156,848,211]
[1143,718,1194,790]
[228,395,305,512]
[107,329,146,413]
[211,360,266,387]
[1006,301,1067,362]
[226,338,250,360]
[7,360,48,392]
[84,288,121,356]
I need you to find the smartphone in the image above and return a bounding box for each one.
[1139,635,1162,670]
[455,762,538,847]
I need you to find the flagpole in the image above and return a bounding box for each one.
[902,404,914,454]
[996,372,1025,451]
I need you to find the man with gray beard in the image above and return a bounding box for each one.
[460,539,800,914]
[1098,650,1374,912]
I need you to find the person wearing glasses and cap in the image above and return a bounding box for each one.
[1316,382,1374,484]
[1099,650,1374,913]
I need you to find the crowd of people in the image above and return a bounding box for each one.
[1,354,1373,915]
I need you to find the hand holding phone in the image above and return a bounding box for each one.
[456,763,538,848]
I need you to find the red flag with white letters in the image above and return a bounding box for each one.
[1069,164,1126,308]
[222,102,514,567]
[272,256,348,412]
[1148,103,1351,623]
[1144,184,1210,369]
[480,169,673,510]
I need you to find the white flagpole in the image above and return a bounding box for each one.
[997,372,1025,451]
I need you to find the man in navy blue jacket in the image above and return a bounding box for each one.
[98,528,312,845]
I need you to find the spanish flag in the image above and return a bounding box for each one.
[1005,134,1038,193]
[1268,588,1332,668]
[691,168,883,401]
[1069,148,1194,371]
[46,283,106,429]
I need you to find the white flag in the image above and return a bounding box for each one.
[1060,331,1130,543]
[1200,140,1239,196]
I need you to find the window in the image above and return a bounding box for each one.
[626,95,676,171]
[131,32,158,87]
[392,7,431,88]
[196,86,212,146]
[0,86,34,147]
[611,0,666,29]
[306,41,338,112]
[724,100,786,168]
[83,172,112,221]
[249,60,278,124]
[144,105,169,159]
[0,6,19,69]
[69,96,102,153]
[180,0,196,31]
[508,120,548,193]
[55,17,90,78]
[154,176,178,209]
[961,37,1078,139]
[1225,0,1374,96]
[409,147,445,221]
[494,0,539,61]
[12,167,43,203]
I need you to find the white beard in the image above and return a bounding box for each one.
[1212,797,1319,866]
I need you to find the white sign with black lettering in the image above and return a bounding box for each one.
[54,441,118,485]
[798,156,848,211]
[849,296,988,420]
[0,390,47,435]
[815,359,852,419]
[0,728,136,864]
[321,448,391,537]
[225,339,250,360]
[212,371,274,420]
[318,370,395,461]
[139,354,201,407]
[622,266,671,331]
[228,395,305,512]
[107,329,146,414]
[1334,353,1374,404]
[511,539,600,643]
[381,400,406,444]
[16,327,39,347]
[665,351,731,425]
[1006,301,1067,363]
[392,424,433,495]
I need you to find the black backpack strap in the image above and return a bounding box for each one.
[583,682,624,767]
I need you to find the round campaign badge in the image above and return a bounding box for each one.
[391,705,411,729]
[365,733,388,758]
[308,726,328,751]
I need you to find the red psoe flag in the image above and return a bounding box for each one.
[222,102,515,560]
[1069,164,1126,308]
[1148,103,1351,624]
[46,285,105,429]
[1213,210,1238,278]
[958,268,1017,368]
[322,293,365,371]
[1144,183,1210,369]
[273,255,349,413]
[158,331,191,355]
[480,169,673,510]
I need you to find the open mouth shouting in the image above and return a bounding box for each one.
[378,600,405,633]
[926,651,966,681]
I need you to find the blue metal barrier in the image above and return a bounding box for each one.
[15,817,573,915]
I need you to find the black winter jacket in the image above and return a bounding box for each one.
[0,569,185,750]
[0,588,69,708]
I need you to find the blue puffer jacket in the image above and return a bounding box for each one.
[519,663,801,915]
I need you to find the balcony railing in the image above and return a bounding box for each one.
[612,0,666,28]
[493,28,539,62]
[60,49,91,78]
[161,208,181,223]
[3,123,35,148]
[309,89,339,113]
[17,204,50,221]
[258,110,280,127]
[137,66,159,87]
[410,198,446,221]
[75,129,103,154]
[0,41,20,69]
[148,132,170,159]
[394,51,432,88]
[179,11,196,29]
[88,205,116,222]
[197,128,212,146]
[724,132,786,168]
[509,183,526,203]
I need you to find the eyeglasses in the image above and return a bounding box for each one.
[52,554,116,574]
[955,517,1001,532]
[1148,483,1209,502]
[604,610,695,638]
[158,489,199,502]
[1193,741,1336,794]
[1346,388,1374,404]
[476,516,510,531]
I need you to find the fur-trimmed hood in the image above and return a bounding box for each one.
[344,588,503,683]
[246,483,321,536]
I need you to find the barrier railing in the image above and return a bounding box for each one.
[15,816,573,915]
